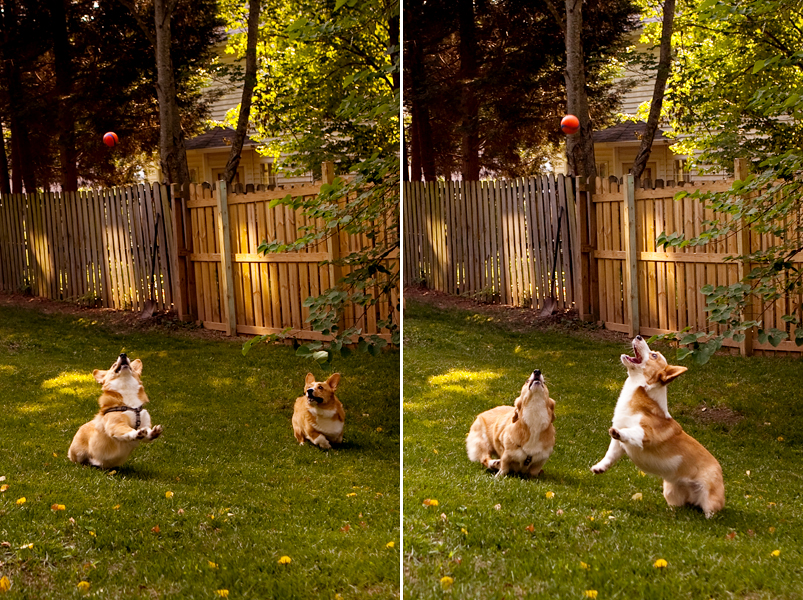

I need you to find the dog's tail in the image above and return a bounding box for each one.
[466,419,491,464]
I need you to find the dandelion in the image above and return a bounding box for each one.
[654,559,668,568]
[19,543,33,550]
[525,524,535,533]
[546,491,555,499]
[335,595,343,600]
[580,562,590,570]
[433,449,439,454]
[769,527,776,533]
[165,491,174,499]
[376,427,383,432]
[631,493,643,501]
[777,436,784,442]
[208,561,219,569]
[423,498,438,507]
[215,590,229,598]
[15,497,25,505]
[771,550,780,557]
[440,576,454,590]
[346,493,357,497]
[0,485,8,493]
[77,581,90,593]
[89,531,96,537]
[0,576,9,592]
[278,556,292,565]
[461,528,468,535]
[584,591,598,599]
[639,471,646,477]
[386,542,395,548]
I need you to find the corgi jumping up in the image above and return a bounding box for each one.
[591,336,725,518]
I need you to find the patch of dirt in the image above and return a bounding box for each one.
[0,292,236,342]
[689,405,744,427]
[403,286,630,344]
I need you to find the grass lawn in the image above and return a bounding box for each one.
[403,299,803,599]
[0,297,400,599]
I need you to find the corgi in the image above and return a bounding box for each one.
[466,369,556,478]
[292,373,345,449]
[591,336,725,517]
[68,353,162,469]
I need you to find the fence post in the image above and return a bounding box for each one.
[734,158,755,356]
[166,183,195,321]
[623,173,640,337]
[576,176,599,321]
[216,181,237,336]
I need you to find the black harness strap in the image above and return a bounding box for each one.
[102,406,142,429]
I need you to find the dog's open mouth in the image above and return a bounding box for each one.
[114,354,130,373]
[528,369,543,388]
[624,339,643,364]
[306,389,324,404]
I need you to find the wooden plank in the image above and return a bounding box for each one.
[216,182,237,335]
[734,158,756,356]
[664,196,677,332]
[254,200,271,328]
[622,174,639,337]
[264,196,283,328]
[186,184,323,209]
[654,196,668,330]
[235,202,252,327]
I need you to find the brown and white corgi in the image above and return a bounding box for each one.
[292,373,345,449]
[466,369,556,478]
[591,336,725,517]
[68,353,162,469]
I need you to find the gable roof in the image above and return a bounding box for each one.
[593,121,671,144]
[185,126,259,151]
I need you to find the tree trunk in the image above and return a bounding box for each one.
[408,39,436,182]
[631,0,675,180]
[564,0,596,179]
[223,0,260,186]
[458,0,480,181]
[52,0,79,193]
[154,0,190,185]
[409,113,421,181]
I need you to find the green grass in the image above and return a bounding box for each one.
[403,300,803,599]
[0,300,400,599]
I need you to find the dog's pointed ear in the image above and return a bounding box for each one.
[93,369,106,383]
[659,365,688,384]
[305,372,316,386]
[327,373,341,391]
[131,359,143,376]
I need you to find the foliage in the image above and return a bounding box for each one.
[0,0,221,190]
[239,0,400,363]
[653,0,803,363]
[404,299,803,599]
[404,0,639,179]
[0,300,399,598]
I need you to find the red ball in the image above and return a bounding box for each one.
[103,132,118,147]
[560,115,580,135]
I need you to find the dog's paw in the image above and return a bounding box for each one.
[135,428,147,439]
[609,427,621,440]
[149,425,163,440]
[487,459,501,471]
[590,462,607,474]
[313,435,332,450]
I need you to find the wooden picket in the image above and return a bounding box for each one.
[403,176,579,310]
[0,183,174,310]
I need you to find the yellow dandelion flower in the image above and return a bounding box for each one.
[433,449,439,454]
[580,562,590,570]
[769,527,776,533]
[777,436,784,442]
[113,504,121,510]
[0,576,10,592]
[165,491,174,499]
[631,493,643,501]
[208,561,219,569]
[0,485,8,493]
[215,590,229,598]
[546,491,555,499]
[376,427,383,432]
[346,493,357,497]
[278,556,292,565]
[335,595,343,600]
[386,541,395,549]
[109,470,116,475]
[584,591,598,599]
[771,550,780,557]
[423,498,438,507]
[461,528,468,535]
[89,531,96,537]
[51,504,66,511]
[440,576,454,590]
[16,497,25,505]
[653,559,668,568]
[639,471,646,477]
[76,581,90,593]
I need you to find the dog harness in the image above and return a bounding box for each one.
[102,406,142,429]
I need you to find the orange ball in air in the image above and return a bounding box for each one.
[560,115,580,135]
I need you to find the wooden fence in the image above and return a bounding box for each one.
[171,177,397,340]
[404,165,802,355]
[0,183,176,311]
[0,169,397,342]
[403,175,580,312]
[586,170,803,355]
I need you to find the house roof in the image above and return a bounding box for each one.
[593,121,670,144]
[185,126,259,151]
